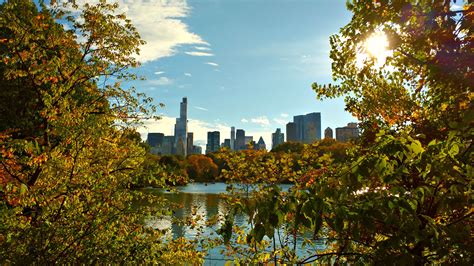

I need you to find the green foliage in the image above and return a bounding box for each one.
[218,0,473,264]
[0,0,202,263]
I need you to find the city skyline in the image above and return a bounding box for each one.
[125,0,357,148]
[145,96,356,153]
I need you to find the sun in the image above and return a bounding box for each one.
[363,31,390,62]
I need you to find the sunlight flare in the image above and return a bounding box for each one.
[363,31,390,62]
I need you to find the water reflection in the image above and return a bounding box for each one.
[142,183,322,265]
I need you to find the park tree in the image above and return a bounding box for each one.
[219,0,473,264]
[186,154,219,182]
[0,0,203,263]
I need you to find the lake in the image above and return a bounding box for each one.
[141,182,324,265]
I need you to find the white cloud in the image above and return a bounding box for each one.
[154,71,165,75]
[250,116,271,127]
[194,46,211,51]
[194,106,208,111]
[184,73,192,77]
[147,77,173,86]
[273,118,287,125]
[62,0,208,62]
[241,118,249,123]
[185,51,214,56]
[280,113,289,118]
[205,62,219,67]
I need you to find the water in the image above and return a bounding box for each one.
[140,182,324,265]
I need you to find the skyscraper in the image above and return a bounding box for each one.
[174,97,188,156]
[256,136,266,150]
[186,132,194,155]
[235,129,245,151]
[206,131,220,154]
[324,127,333,139]
[286,122,297,142]
[289,112,321,144]
[302,112,321,143]
[336,123,359,142]
[293,115,305,141]
[272,128,284,149]
[146,133,164,148]
[222,139,231,149]
[230,126,235,151]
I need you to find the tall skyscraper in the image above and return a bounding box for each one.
[293,115,305,141]
[336,123,359,142]
[302,112,321,143]
[289,112,321,144]
[235,129,245,151]
[324,127,333,139]
[206,131,220,154]
[286,122,297,142]
[174,97,188,156]
[230,126,235,151]
[272,128,284,149]
[186,132,194,155]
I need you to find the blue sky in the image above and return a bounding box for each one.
[54,0,357,149]
[123,0,357,149]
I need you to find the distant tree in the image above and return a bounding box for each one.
[186,155,219,182]
[270,141,304,153]
[0,0,202,263]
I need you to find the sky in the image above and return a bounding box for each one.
[55,0,357,150]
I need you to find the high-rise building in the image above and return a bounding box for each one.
[244,136,253,148]
[222,139,231,149]
[206,131,220,154]
[147,133,164,148]
[336,123,359,142]
[286,122,297,142]
[230,126,235,151]
[192,145,202,155]
[235,129,245,151]
[302,112,321,143]
[272,128,284,149]
[186,132,194,155]
[174,97,188,156]
[256,136,266,150]
[288,112,321,144]
[293,115,305,141]
[324,127,333,139]
[162,136,175,155]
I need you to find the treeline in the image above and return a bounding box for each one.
[133,139,353,187]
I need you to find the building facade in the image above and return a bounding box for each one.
[174,97,188,156]
[336,123,359,142]
[206,131,220,154]
[324,127,333,139]
[272,128,284,149]
[230,126,235,151]
[256,136,266,150]
[235,129,245,151]
[286,122,297,142]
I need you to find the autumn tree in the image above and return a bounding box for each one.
[0,0,203,263]
[219,0,473,264]
[186,154,219,182]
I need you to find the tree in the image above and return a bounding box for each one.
[0,1,203,263]
[186,155,219,182]
[219,0,473,264]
